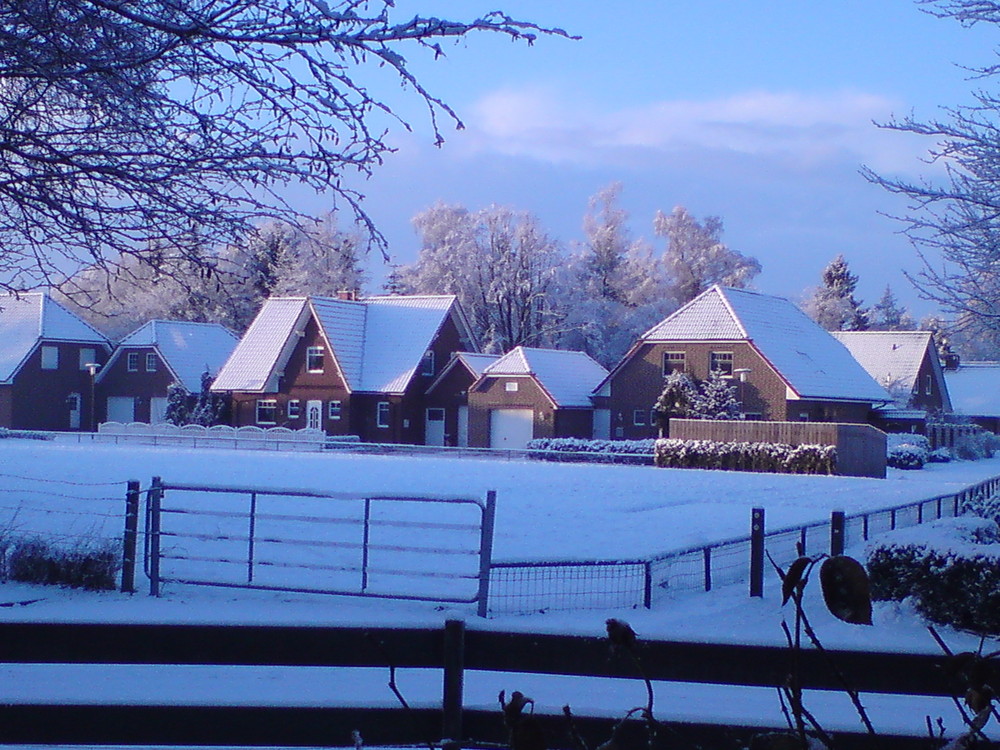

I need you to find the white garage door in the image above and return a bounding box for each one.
[489,409,534,450]
[106,396,135,423]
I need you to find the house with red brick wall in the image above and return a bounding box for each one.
[210,294,478,443]
[424,352,499,447]
[595,286,891,440]
[832,330,952,433]
[0,292,110,432]
[96,320,238,424]
[467,347,609,449]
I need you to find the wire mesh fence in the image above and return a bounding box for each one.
[487,473,1000,616]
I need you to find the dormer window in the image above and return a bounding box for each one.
[306,346,324,373]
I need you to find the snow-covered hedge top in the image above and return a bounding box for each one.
[886,433,931,451]
[526,438,656,454]
[866,516,1000,559]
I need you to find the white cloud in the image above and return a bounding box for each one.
[459,86,933,174]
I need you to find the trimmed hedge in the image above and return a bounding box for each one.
[526,438,655,465]
[0,427,52,441]
[867,517,1000,635]
[654,438,836,475]
[7,538,120,591]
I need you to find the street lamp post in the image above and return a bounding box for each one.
[734,368,752,418]
[84,362,100,432]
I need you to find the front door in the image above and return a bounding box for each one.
[67,392,81,430]
[425,408,446,446]
[306,400,323,430]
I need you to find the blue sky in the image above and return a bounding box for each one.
[319,1,998,317]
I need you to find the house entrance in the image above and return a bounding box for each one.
[67,393,81,430]
[425,408,446,446]
[306,400,323,430]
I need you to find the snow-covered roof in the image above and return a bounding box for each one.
[212,294,469,395]
[102,321,239,391]
[945,362,1000,417]
[456,352,501,379]
[484,347,609,408]
[0,292,109,383]
[831,331,935,395]
[642,286,890,403]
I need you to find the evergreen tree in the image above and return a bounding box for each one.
[653,372,698,435]
[164,383,190,426]
[869,285,915,331]
[690,370,740,420]
[189,372,226,427]
[805,255,869,331]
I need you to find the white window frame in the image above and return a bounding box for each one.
[127,352,140,372]
[79,348,96,371]
[662,351,686,376]
[710,351,734,377]
[376,401,390,429]
[306,346,325,374]
[256,399,278,425]
[633,409,647,426]
[41,345,59,370]
[505,381,519,392]
[328,400,342,420]
[421,350,435,376]
[145,352,158,372]
[287,399,301,419]
[925,374,933,395]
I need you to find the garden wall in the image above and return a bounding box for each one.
[668,419,886,478]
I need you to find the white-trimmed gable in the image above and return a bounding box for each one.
[831,331,941,405]
[485,347,609,408]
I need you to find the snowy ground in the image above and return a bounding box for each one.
[1,438,999,745]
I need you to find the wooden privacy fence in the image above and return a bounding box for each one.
[0,620,972,749]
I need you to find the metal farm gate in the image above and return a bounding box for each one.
[144,478,497,616]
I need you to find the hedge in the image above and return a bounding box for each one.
[654,438,836,475]
[526,438,655,465]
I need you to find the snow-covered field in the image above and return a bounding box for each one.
[1,438,999,744]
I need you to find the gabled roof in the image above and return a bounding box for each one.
[426,352,500,396]
[637,286,890,403]
[99,320,239,391]
[483,346,609,408]
[945,362,1000,417]
[212,294,474,395]
[0,292,109,383]
[831,331,949,408]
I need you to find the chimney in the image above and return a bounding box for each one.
[336,289,358,301]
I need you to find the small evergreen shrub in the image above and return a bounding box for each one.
[527,438,655,465]
[653,438,836,475]
[885,433,928,470]
[867,517,1000,635]
[0,427,52,441]
[7,537,120,590]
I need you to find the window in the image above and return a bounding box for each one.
[421,350,435,376]
[328,400,342,420]
[256,399,277,424]
[710,351,734,377]
[306,346,324,373]
[127,352,140,372]
[79,348,96,371]
[633,409,647,426]
[287,400,300,419]
[376,401,390,429]
[41,345,59,370]
[505,381,519,392]
[925,375,933,395]
[663,351,686,375]
[146,353,158,372]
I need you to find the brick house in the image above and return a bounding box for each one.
[423,352,499,446]
[0,292,110,431]
[211,294,478,443]
[832,330,952,432]
[467,347,609,449]
[595,286,891,440]
[96,320,238,424]
[944,361,1000,434]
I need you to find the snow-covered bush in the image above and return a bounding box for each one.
[867,517,1000,635]
[653,438,836,475]
[0,427,52,441]
[527,438,655,465]
[953,428,1000,461]
[6,537,120,591]
[885,433,929,470]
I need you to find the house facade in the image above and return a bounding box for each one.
[944,361,1000,434]
[96,320,238,424]
[211,295,478,443]
[424,352,499,446]
[596,286,891,440]
[832,330,952,433]
[0,292,110,432]
[467,347,609,449]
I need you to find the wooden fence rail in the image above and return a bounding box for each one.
[0,620,968,749]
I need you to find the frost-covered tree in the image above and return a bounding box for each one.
[869,285,916,331]
[188,372,227,427]
[164,383,190,427]
[653,371,698,435]
[0,1,565,296]
[690,369,741,420]
[804,255,869,331]
[654,206,761,307]
[401,203,561,352]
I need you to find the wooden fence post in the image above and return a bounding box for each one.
[750,507,764,598]
[442,619,465,750]
[120,480,140,594]
[148,476,163,598]
[830,511,845,557]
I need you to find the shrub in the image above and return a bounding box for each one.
[653,438,836,475]
[885,433,928,470]
[867,517,1000,635]
[526,438,655,465]
[7,537,120,591]
[0,427,52,441]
